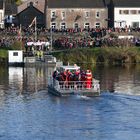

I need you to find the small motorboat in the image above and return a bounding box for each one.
[48,64,100,97]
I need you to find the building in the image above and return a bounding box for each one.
[113,0,140,28]
[17,0,108,29]
[16,2,44,27]
[0,0,17,28]
[47,0,108,29]
[0,1,4,28]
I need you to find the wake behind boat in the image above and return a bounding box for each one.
[48,64,100,97]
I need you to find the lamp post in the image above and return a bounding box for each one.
[50,26,53,51]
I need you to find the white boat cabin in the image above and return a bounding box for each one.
[58,65,80,72]
[8,50,24,66]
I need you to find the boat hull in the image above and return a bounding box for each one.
[48,85,100,97]
[48,86,74,96]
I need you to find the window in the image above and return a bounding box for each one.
[96,11,100,18]
[61,11,66,20]
[130,10,137,14]
[119,10,122,14]
[60,22,66,29]
[95,23,100,28]
[51,11,56,18]
[84,23,90,29]
[13,52,18,56]
[132,22,139,28]
[123,10,129,14]
[51,22,56,29]
[74,23,79,28]
[85,11,90,18]
[138,10,140,14]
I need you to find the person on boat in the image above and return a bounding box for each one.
[85,69,93,89]
[52,70,59,86]
[80,70,86,88]
[64,70,72,88]
[71,69,81,89]
[52,70,58,79]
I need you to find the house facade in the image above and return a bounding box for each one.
[47,8,108,29]
[47,0,108,29]
[0,1,4,28]
[17,0,108,29]
[113,0,140,28]
[114,8,140,28]
[0,9,4,28]
[15,0,140,29]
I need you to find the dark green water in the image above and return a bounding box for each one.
[0,65,140,140]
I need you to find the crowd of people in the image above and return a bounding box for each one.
[52,67,93,89]
[0,26,140,49]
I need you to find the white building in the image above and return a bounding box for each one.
[114,8,140,28]
[113,0,140,28]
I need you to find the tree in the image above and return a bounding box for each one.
[5,0,22,5]
[15,0,22,5]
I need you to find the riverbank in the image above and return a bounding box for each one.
[52,47,140,65]
[1,46,140,66]
[0,49,8,65]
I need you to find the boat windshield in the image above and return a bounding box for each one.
[58,65,80,72]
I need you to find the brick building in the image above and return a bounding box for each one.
[16,0,108,29]
[47,0,108,29]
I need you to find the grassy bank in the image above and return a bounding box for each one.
[0,49,8,64]
[52,47,140,65]
[1,44,140,66]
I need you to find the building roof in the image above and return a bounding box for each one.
[18,0,107,14]
[113,0,140,7]
[48,0,107,8]
[18,0,45,13]
[17,2,44,16]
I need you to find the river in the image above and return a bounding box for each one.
[0,64,140,140]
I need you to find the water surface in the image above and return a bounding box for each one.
[0,65,140,140]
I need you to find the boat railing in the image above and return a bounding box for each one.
[48,77,100,92]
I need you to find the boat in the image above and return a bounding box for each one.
[48,65,100,97]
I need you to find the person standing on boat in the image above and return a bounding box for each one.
[81,70,86,88]
[73,69,81,89]
[52,70,58,79]
[52,70,58,86]
[65,70,72,88]
[85,70,92,89]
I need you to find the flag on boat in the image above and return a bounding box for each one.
[29,17,36,28]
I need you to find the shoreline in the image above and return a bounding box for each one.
[1,47,140,66]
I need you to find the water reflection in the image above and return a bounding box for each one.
[0,65,140,139]
[9,67,23,94]
[23,67,46,93]
[1,64,140,96]
[95,64,140,95]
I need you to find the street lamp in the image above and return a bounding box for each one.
[50,26,53,51]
